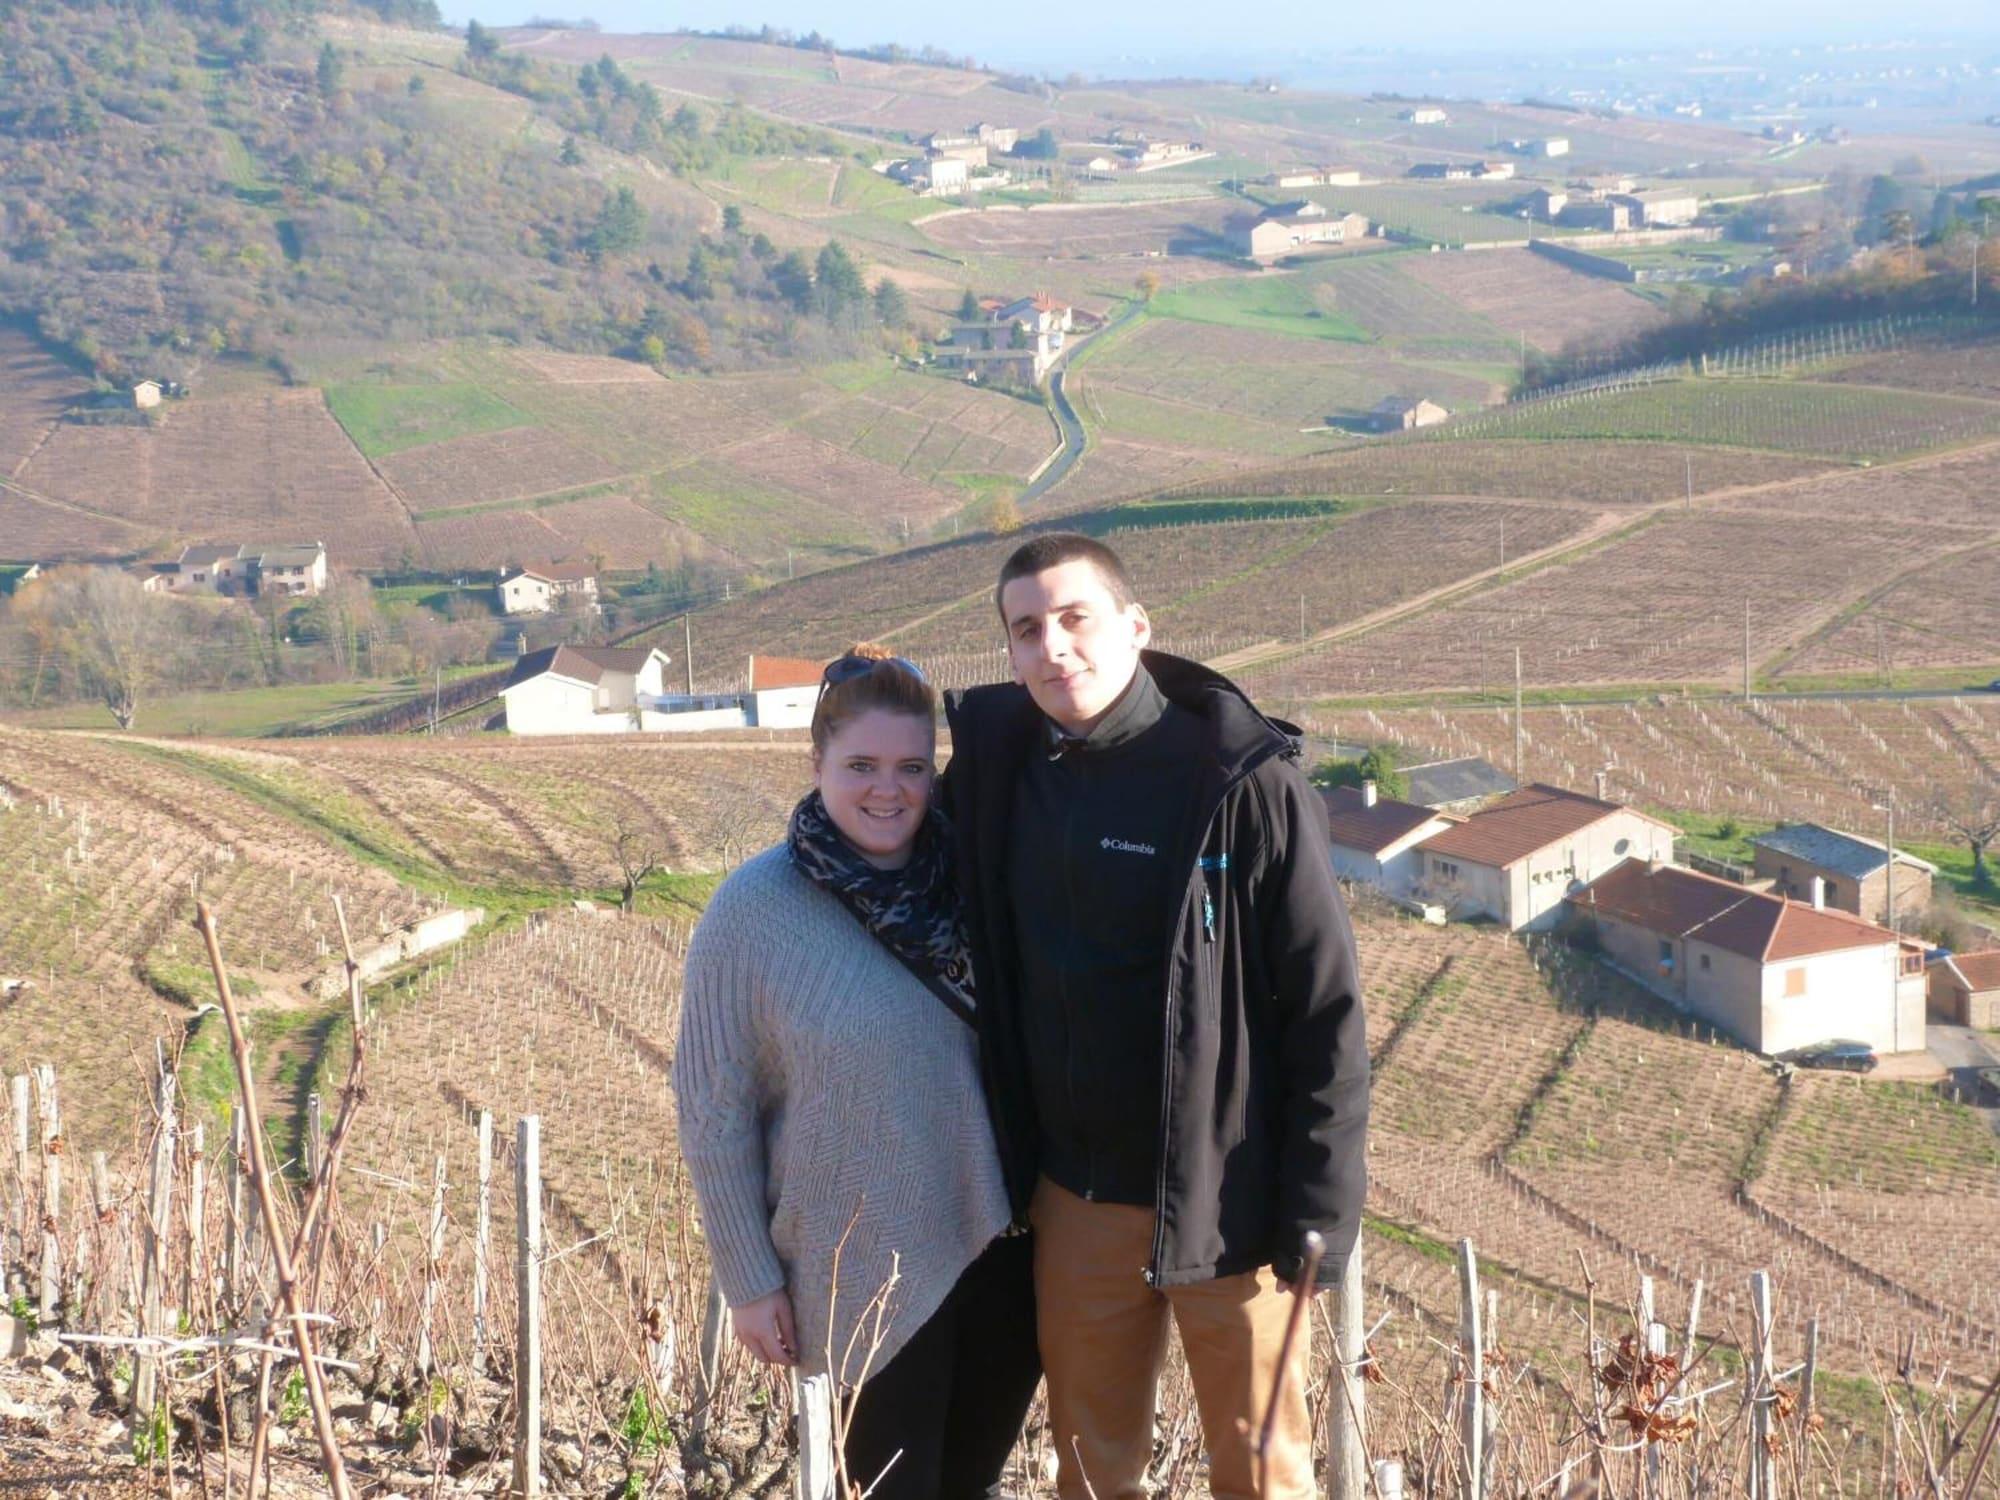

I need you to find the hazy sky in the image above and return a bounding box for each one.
[438,3,2000,73]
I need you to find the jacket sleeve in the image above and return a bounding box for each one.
[1253,761,1369,1289]
[675,894,788,1308]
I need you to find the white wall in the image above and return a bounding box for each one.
[750,685,818,729]
[1761,947,1926,1055]
[503,674,598,734]
[637,705,749,733]
[500,576,553,614]
[1509,812,1678,932]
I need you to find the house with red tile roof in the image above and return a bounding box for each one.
[1320,781,1459,899]
[1930,950,2000,1029]
[1411,782,1679,932]
[1571,858,1928,1055]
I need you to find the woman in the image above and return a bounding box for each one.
[676,645,1039,1497]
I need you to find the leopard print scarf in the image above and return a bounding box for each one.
[786,790,975,1026]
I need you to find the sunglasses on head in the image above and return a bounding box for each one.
[817,653,929,700]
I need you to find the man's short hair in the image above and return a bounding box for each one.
[994,532,1137,624]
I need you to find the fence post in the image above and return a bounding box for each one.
[1802,1315,1819,1432]
[1458,1238,1485,1500]
[1640,1274,1663,1500]
[1749,1271,1777,1500]
[7,1075,27,1297]
[514,1117,542,1499]
[473,1109,492,1381]
[185,1122,205,1317]
[795,1372,836,1500]
[693,1277,728,1440]
[34,1065,60,1326]
[135,1061,176,1420]
[418,1153,446,1381]
[1327,1238,1369,1500]
[225,1107,247,1311]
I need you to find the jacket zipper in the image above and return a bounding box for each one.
[1061,759,1091,1199]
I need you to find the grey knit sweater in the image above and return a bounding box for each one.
[675,844,1013,1380]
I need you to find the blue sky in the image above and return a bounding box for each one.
[439,5,2000,75]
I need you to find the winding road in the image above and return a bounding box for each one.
[1021,301,1145,507]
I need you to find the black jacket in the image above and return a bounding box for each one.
[943,651,1369,1288]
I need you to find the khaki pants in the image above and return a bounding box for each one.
[1029,1177,1314,1500]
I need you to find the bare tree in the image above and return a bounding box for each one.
[613,822,665,913]
[1931,780,2000,891]
[42,567,167,729]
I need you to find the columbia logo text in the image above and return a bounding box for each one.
[1101,837,1157,856]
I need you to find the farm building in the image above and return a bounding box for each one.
[1322,781,1459,898]
[1401,756,1516,813]
[1475,161,1516,180]
[497,561,600,616]
[500,645,674,736]
[1529,187,1569,221]
[1408,162,1475,180]
[1400,106,1449,125]
[0,562,42,597]
[1571,858,1928,1056]
[995,294,1075,337]
[131,379,163,410]
[1749,823,1935,927]
[1574,173,1637,195]
[1370,396,1451,431]
[1412,782,1680,931]
[1929,950,2000,1027]
[1265,167,1366,188]
[1611,189,1701,226]
[1532,138,1570,158]
[154,541,327,597]
[1557,199,1631,232]
[971,123,1019,152]
[1232,210,1369,262]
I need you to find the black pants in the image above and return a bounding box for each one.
[841,1233,1041,1500]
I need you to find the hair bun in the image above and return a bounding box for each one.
[845,641,897,661]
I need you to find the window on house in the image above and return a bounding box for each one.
[1784,967,1807,998]
[1614,837,1631,856]
[1657,939,1673,969]
[1437,859,1459,880]
[1698,953,1711,972]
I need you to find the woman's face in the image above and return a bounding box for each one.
[812,708,936,870]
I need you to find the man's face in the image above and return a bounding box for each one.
[1000,559,1150,735]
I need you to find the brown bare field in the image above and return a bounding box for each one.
[375,425,625,513]
[14,390,422,567]
[413,508,568,569]
[1325,695,2000,844]
[1716,440,2000,530]
[1145,439,1844,507]
[1078,317,1504,432]
[1400,248,1668,354]
[0,486,151,557]
[1777,542,2000,676]
[1257,508,1974,698]
[922,199,1244,259]
[1040,435,1246,510]
[534,492,713,570]
[715,429,959,527]
[791,372,1058,483]
[0,330,82,478]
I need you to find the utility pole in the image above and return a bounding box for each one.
[681,613,694,695]
[1513,646,1524,781]
[1742,598,1752,699]
[1299,593,1307,643]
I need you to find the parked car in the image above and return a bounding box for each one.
[1975,1067,2000,1107]
[1775,1039,1880,1073]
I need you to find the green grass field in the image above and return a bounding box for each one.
[326,381,528,458]
[1151,275,1371,342]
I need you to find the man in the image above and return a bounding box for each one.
[942,532,1367,1498]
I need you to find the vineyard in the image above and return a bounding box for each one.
[1399,248,1667,355]
[1429,378,2000,459]
[1310,694,2000,846]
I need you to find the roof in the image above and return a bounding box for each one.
[504,644,660,691]
[510,560,596,584]
[251,544,324,570]
[1403,756,1516,808]
[1617,188,1699,204]
[748,655,828,692]
[177,544,239,568]
[1417,782,1670,868]
[1574,858,1904,964]
[1750,823,1938,879]
[1941,951,2000,993]
[1320,785,1451,855]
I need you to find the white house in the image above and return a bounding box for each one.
[1321,781,1459,899]
[497,562,600,616]
[1401,106,1449,125]
[1413,782,1680,932]
[157,542,327,597]
[1572,858,1928,1055]
[252,543,329,597]
[624,653,829,733]
[500,645,673,735]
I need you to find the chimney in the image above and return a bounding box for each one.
[1810,875,1825,910]
[1362,779,1378,808]
[1595,769,1609,802]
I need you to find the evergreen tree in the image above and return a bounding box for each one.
[465,19,500,60]
[957,287,980,321]
[772,251,815,310]
[587,186,646,257]
[872,278,909,327]
[559,136,583,166]
[813,240,866,320]
[315,43,344,99]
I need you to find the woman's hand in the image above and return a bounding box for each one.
[731,1289,798,1366]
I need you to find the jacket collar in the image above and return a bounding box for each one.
[946,650,1298,784]
[1043,661,1167,757]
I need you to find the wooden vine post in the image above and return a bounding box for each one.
[473,1108,493,1381]
[1458,1238,1486,1500]
[135,1058,177,1421]
[34,1064,60,1326]
[515,1115,542,1499]
[7,1074,26,1295]
[1327,1237,1369,1500]
[1748,1271,1777,1500]
[194,901,353,1500]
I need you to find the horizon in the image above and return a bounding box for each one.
[435,5,2000,79]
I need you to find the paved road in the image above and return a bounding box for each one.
[1021,302,1146,507]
